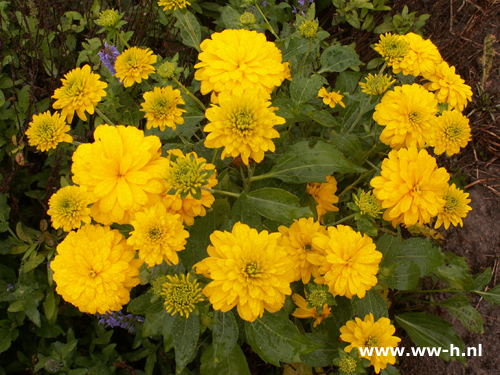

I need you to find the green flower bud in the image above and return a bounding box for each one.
[96,9,120,28]
[240,12,256,26]
[299,20,318,39]
[158,61,176,79]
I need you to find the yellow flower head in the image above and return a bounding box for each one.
[428,110,471,156]
[26,111,73,151]
[127,202,188,267]
[307,175,340,223]
[318,87,345,108]
[161,274,204,318]
[114,47,157,88]
[50,224,142,314]
[204,90,284,165]
[299,20,319,38]
[339,356,357,373]
[141,86,186,131]
[72,125,168,225]
[158,0,190,11]
[354,190,383,218]
[391,32,443,77]
[282,61,293,81]
[373,84,438,149]
[340,313,401,374]
[96,9,120,28]
[434,184,471,230]
[47,185,93,232]
[292,293,331,327]
[194,222,294,322]
[370,147,450,227]
[424,61,473,111]
[194,29,286,96]
[278,218,328,283]
[359,73,396,96]
[374,33,410,64]
[52,65,108,123]
[308,225,382,299]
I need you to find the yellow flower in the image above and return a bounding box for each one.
[281,61,293,82]
[158,0,190,11]
[161,274,204,318]
[299,20,319,38]
[370,147,450,227]
[50,224,142,314]
[47,186,92,232]
[428,110,471,156]
[25,111,73,151]
[434,184,471,229]
[373,84,438,149]
[424,61,473,111]
[308,225,382,299]
[340,313,401,374]
[307,175,340,223]
[114,47,157,88]
[338,356,357,373]
[318,87,345,108]
[354,191,383,218]
[359,73,395,96]
[278,218,327,283]
[141,86,186,131]
[127,202,188,267]
[194,222,294,322]
[71,125,168,225]
[204,90,284,165]
[374,33,410,64]
[52,65,108,123]
[391,32,443,77]
[194,29,285,96]
[292,294,331,327]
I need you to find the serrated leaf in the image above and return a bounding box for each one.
[0,328,18,354]
[307,110,340,128]
[127,294,161,315]
[384,260,420,291]
[299,333,338,367]
[435,262,473,291]
[264,140,365,183]
[440,296,484,334]
[352,289,388,320]
[376,234,401,268]
[473,284,500,307]
[143,309,167,337]
[395,313,466,363]
[173,10,201,52]
[281,38,312,63]
[229,193,263,231]
[318,45,362,74]
[290,74,324,104]
[201,343,251,375]
[213,310,238,360]
[247,188,313,222]
[472,267,492,290]
[356,216,378,237]
[245,310,318,366]
[397,238,443,277]
[173,314,200,372]
[330,133,364,162]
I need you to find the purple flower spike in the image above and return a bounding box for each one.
[98,42,120,76]
[298,0,305,6]
[292,6,297,13]
[262,1,267,6]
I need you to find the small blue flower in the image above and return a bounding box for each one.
[298,0,305,6]
[262,1,267,6]
[7,284,13,291]
[292,6,297,13]
[98,42,120,76]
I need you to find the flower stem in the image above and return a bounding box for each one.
[172,77,206,112]
[338,171,375,198]
[209,188,240,198]
[94,107,115,126]
[175,129,194,147]
[117,31,131,49]
[364,159,380,172]
[331,214,355,226]
[256,4,280,40]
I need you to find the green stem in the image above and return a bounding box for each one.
[71,141,84,146]
[331,214,355,226]
[172,77,206,111]
[7,226,18,240]
[117,31,131,49]
[402,288,462,294]
[255,4,279,40]
[248,172,272,183]
[240,165,249,193]
[379,227,398,236]
[210,188,240,198]
[175,130,194,147]
[364,159,380,172]
[338,171,374,198]
[94,107,115,126]
[211,148,219,165]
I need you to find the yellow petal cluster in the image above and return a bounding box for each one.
[391,32,443,77]
[340,313,401,374]
[50,224,142,314]
[318,87,345,108]
[72,125,168,225]
[373,84,438,149]
[161,274,204,318]
[307,175,340,223]
[194,29,286,96]
[26,111,73,151]
[114,47,157,88]
[194,222,294,322]
[359,73,395,96]
[158,0,190,11]
[52,65,108,123]
[292,294,331,327]
[141,86,186,131]
[278,218,327,283]
[424,61,473,111]
[204,90,284,165]
[428,110,471,156]
[47,185,93,232]
[435,184,472,229]
[127,202,188,267]
[371,147,450,227]
[374,33,410,64]
[308,225,382,299]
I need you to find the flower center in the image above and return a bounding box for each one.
[162,275,204,317]
[412,183,422,196]
[89,269,97,278]
[408,111,420,124]
[339,356,357,373]
[232,111,255,135]
[152,96,173,117]
[243,261,261,278]
[444,195,459,212]
[307,290,328,308]
[59,198,79,217]
[366,336,379,347]
[445,123,463,140]
[148,226,163,242]
[66,77,84,97]
[36,119,56,141]
[169,157,208,194]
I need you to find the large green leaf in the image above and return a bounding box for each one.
[200,343,251,375]
[395,313,466,363]
[376,234,401,269]
[352,289,388,320]
[228,193,263,231]
[473,284,500,307]
[173,314,200,372]
[0,327,18,354]
[263,140,365,183]
[245,310,318,366]
[440,296,484,334]
[397,238,443,277]
[324,297,352,341]
[307,110,341,128]
[173,10,201,52]
[213,310,239,359]
[435,262,473,292]
[143,309,168,337]
[318,45,363,74]
[472,267,492,290]
[247,188,313,222]
[290,74,324,104]
[384,260,420,291]
[299,333,338,367]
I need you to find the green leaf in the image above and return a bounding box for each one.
[384,260,420,291]
[397,238,443,277]
[395,312,466,363]
[330,133,364,162]
[376,234,401,269]
[290,74,324,104]
[181,209,216,269]
[324,297,352,341]
[440,296,484,334]
[127,294,161,315]
[245,309,317,366]
[213,310,239,360]
[0,327,18,354]
[229,193,263,231]
[299,333,338,367]
[264,140,366,184]
[143,309,168,337]
[319,45,362,74]
[381,364,401,375]
[173,10,201,52]
[23,253,45,273]
[163,312,176,352]
[435,262,473,292]
[306,110,340,128]
[356,216,378,237]
[173,314,200,372]
[201,343,251,375]
[352,289,388,320]
[472,267,492,290]
[473,284,500,307]
[281,38,312,63]
[336,71,362,93]
[247,188,313,222]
